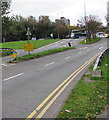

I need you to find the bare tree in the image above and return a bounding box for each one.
[78,15,102,40]
[1,0,11,16]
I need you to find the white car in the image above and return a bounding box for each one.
[96,32,104,38]
[32,37,36,40]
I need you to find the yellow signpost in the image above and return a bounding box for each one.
[24,43,34,51]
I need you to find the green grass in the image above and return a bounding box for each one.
[0,39,62,49]
[57,52,108,119]
[99,53,109,80]
[8,47,76,63]
[80,38,101,44]
[0,49,12,57]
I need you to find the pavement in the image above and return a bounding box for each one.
[97,105,109,119]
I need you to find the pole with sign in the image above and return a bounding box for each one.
[26,28,32,55]
[24,43,34,51]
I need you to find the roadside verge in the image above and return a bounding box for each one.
[8,47,76,63]
[80,37,101,44]
[57,51,108,119]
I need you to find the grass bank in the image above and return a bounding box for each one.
[8,47,76,63]
[80,37,101,44]
[0,39,62,49]
[0,49,12,57]
[57,52,108,119]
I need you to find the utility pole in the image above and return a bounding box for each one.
[0,1,2,43]
[84,0,87,41]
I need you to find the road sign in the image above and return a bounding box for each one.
[24,43,34,51]
[26,28,31,36]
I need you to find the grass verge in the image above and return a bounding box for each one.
[8,47,76,63]
[0,39,62,49]
[0,49,12,57]
[57,52,108,119]
[80,37,101,44]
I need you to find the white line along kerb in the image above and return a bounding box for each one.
[3,73,24,81]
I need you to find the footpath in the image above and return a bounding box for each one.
[97,105,109,119]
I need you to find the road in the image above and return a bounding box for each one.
[1,38,107,119]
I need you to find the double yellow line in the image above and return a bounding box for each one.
[26,52,101,119]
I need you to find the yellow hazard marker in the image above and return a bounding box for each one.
[84,40,87,43]
[12,49,17,59]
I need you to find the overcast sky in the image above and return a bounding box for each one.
[9,0,108,26]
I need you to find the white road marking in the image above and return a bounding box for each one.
[1,63,16,67]
[99,47,103,49]
[45,62,55,67]
[65,56,71,60]
[1,63,8,66]
[3,73,24,81]
[79,47,88,50]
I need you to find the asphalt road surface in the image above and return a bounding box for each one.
[1,38,107,119]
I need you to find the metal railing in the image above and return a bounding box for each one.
[93,48,109,70]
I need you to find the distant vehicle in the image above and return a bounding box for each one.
[104,33,109,38]
[31,37,36,40]
[104,29,109,38]
[71,29,86,39]
[96,32,104,38]
[38,38,45,40]
[71,33,86,39]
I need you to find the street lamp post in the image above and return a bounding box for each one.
[84,0,88,41]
